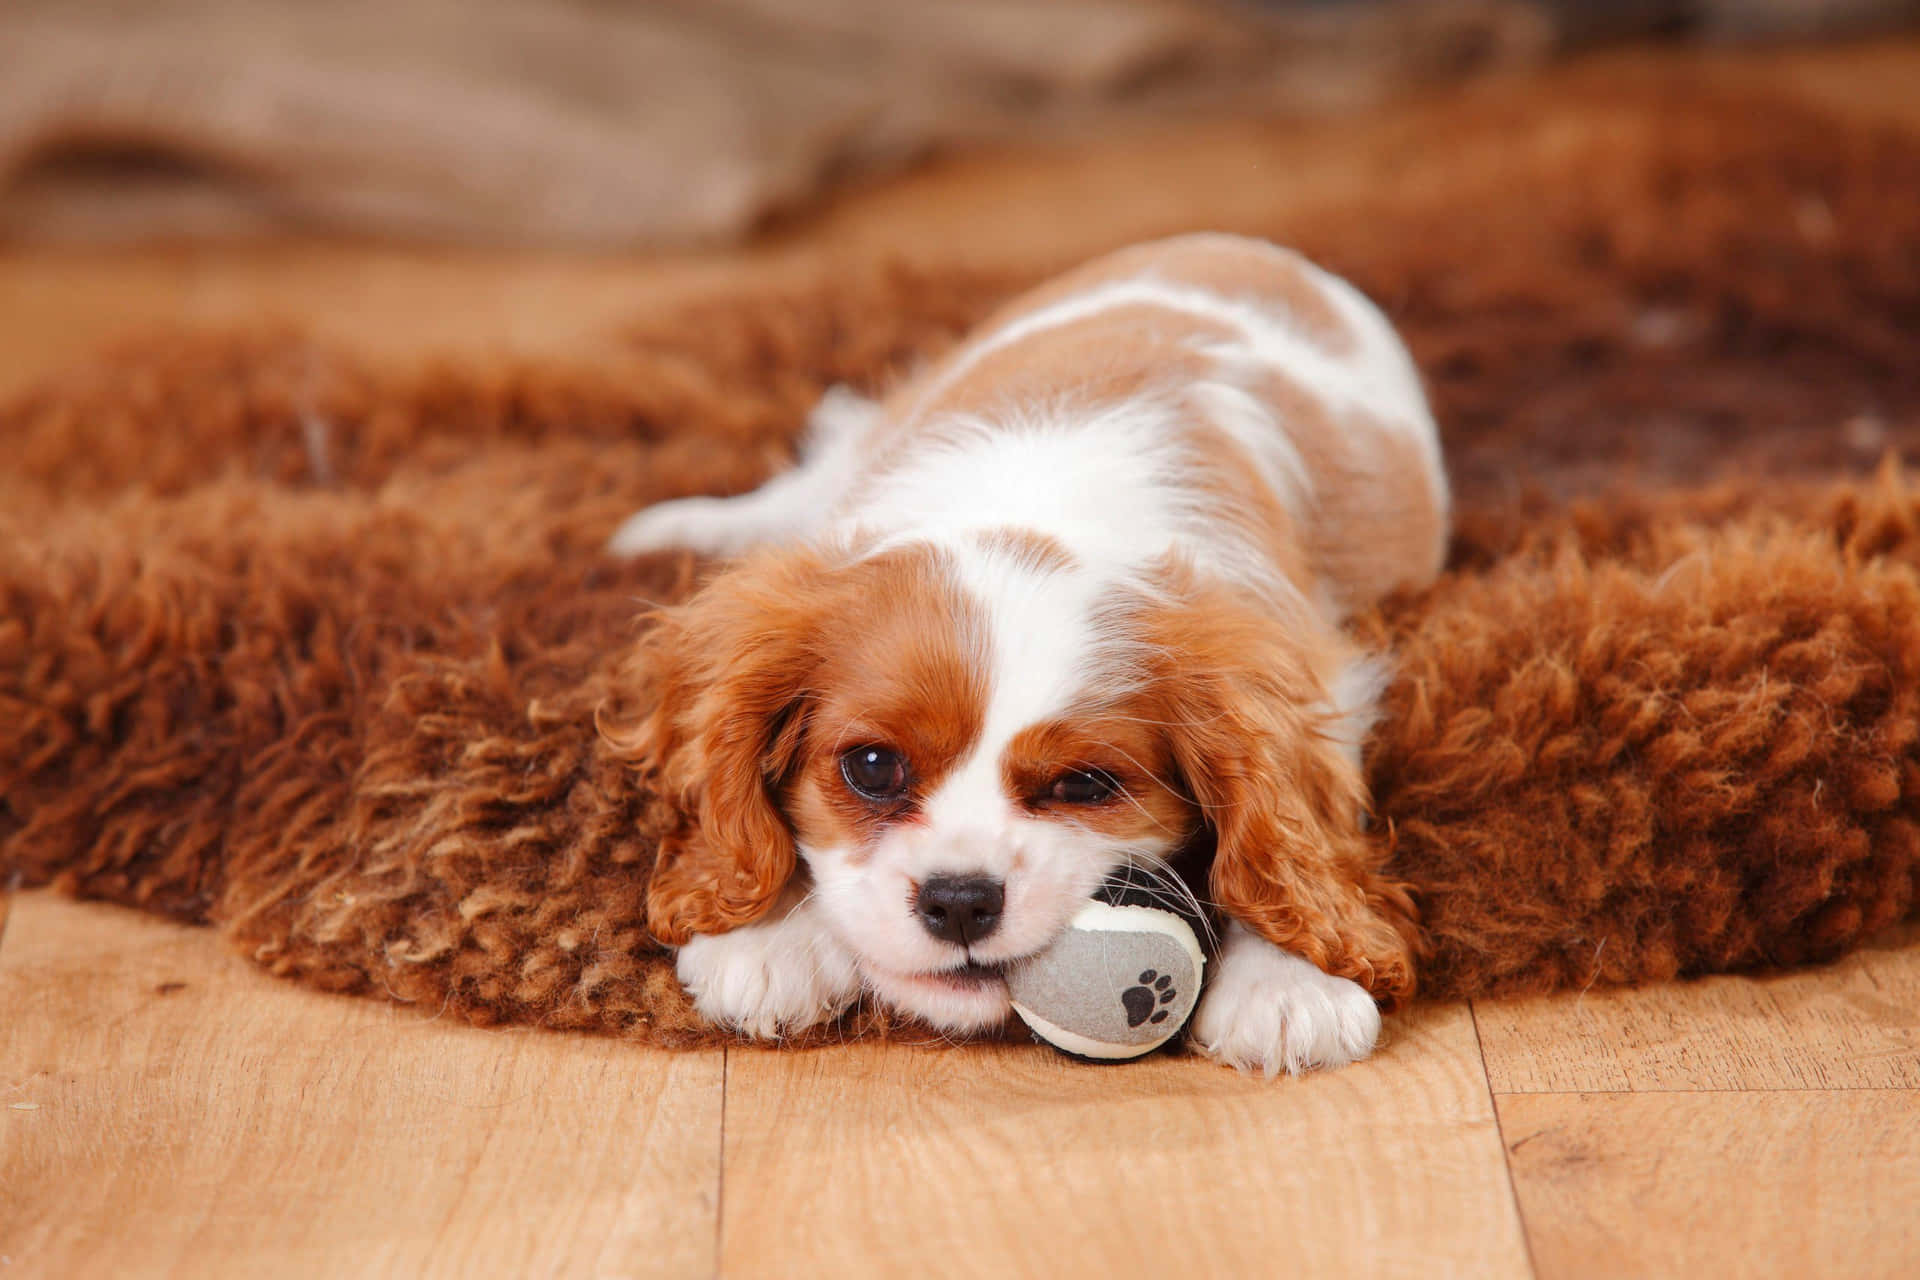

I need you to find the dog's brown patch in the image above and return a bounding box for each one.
[782,547,990,863]
[1247,368,1449,608]
[1000,715,1195,848]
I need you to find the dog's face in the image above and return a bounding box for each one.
[611,536,1412,1032]
[780,604,1198,1029]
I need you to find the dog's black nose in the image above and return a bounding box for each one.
[916,875,1004,944]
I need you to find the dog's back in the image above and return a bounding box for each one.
[867,233,1447,615]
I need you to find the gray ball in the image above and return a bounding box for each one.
[1007,900,1205,1060]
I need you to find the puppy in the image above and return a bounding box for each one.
[604,233,1447,1075]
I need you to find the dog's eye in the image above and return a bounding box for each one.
[841,745,910,802]
[1048,768,1120,805]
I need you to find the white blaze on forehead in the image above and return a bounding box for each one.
[916,539,1107,840]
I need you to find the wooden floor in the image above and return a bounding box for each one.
[5,39,1920,1280]
[5,893,1916,1277]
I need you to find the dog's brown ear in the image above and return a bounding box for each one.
[1141,578,1420,1002]
[599,547,832,946]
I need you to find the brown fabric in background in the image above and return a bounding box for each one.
[7,2,1919,248]
[4,80,1920,1045]
[0,0,1561,247]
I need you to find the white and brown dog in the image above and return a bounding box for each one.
[605,233,1447,1075]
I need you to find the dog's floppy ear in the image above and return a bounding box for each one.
[600,546,833,945]
[1142,578,1420,1002]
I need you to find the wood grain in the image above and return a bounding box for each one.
[719,1005,1530,1279]
[1475,926,1920,1094]
[0,894,724,1279]
[1498,1090,1920,1280]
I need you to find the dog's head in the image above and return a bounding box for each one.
[604,535,1416,1032]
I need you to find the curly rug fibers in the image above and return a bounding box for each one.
[5,81,1920,1045]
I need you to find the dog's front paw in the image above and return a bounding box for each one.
[1189,923,1381,1077]
[675,914,861,1040]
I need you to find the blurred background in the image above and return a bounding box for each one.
[2,0,1917,398]
[4,0,1917,249]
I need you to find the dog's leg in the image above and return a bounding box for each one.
[1189,921,1382,1076]
[674,889,863,1040]
[608,386,877,557]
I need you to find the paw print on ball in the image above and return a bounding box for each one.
[1121,969,1179,1028]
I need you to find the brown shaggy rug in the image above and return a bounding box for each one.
[5,79,1920,1046]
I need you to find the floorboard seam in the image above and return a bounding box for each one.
[714,1047,729,1280]
[1471,1000,1542,1280]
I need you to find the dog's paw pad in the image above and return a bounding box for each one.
[1123,970,1178,1027]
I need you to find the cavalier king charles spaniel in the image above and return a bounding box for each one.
[604,233,1447,1075]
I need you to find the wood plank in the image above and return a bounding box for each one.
[720,1004,1530,1279]
[1499,1090,1920,1280]
[0,894,724,1279]
[1474,926,1920,1094]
